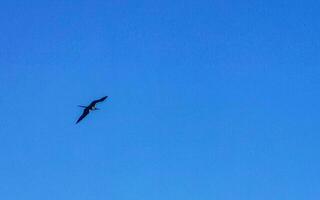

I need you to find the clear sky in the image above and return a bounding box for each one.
[1,1,320,199]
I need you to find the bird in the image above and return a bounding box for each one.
[76,96,108,124]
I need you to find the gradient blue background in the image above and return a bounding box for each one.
[1,1,320,199]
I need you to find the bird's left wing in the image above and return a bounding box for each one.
[92,96,108,104]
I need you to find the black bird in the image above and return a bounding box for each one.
[76,96,108,124]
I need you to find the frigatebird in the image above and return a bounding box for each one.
[76,96,108,124]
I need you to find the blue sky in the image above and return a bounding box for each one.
[1,1,320,199]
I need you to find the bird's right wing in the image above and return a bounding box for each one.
[76,109,90,124]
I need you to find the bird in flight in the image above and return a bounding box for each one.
[76,96,108,124]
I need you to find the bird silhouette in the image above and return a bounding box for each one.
[76,96,108,124]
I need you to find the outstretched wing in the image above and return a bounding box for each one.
[76,108,90,124]
[90,96,108,106]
